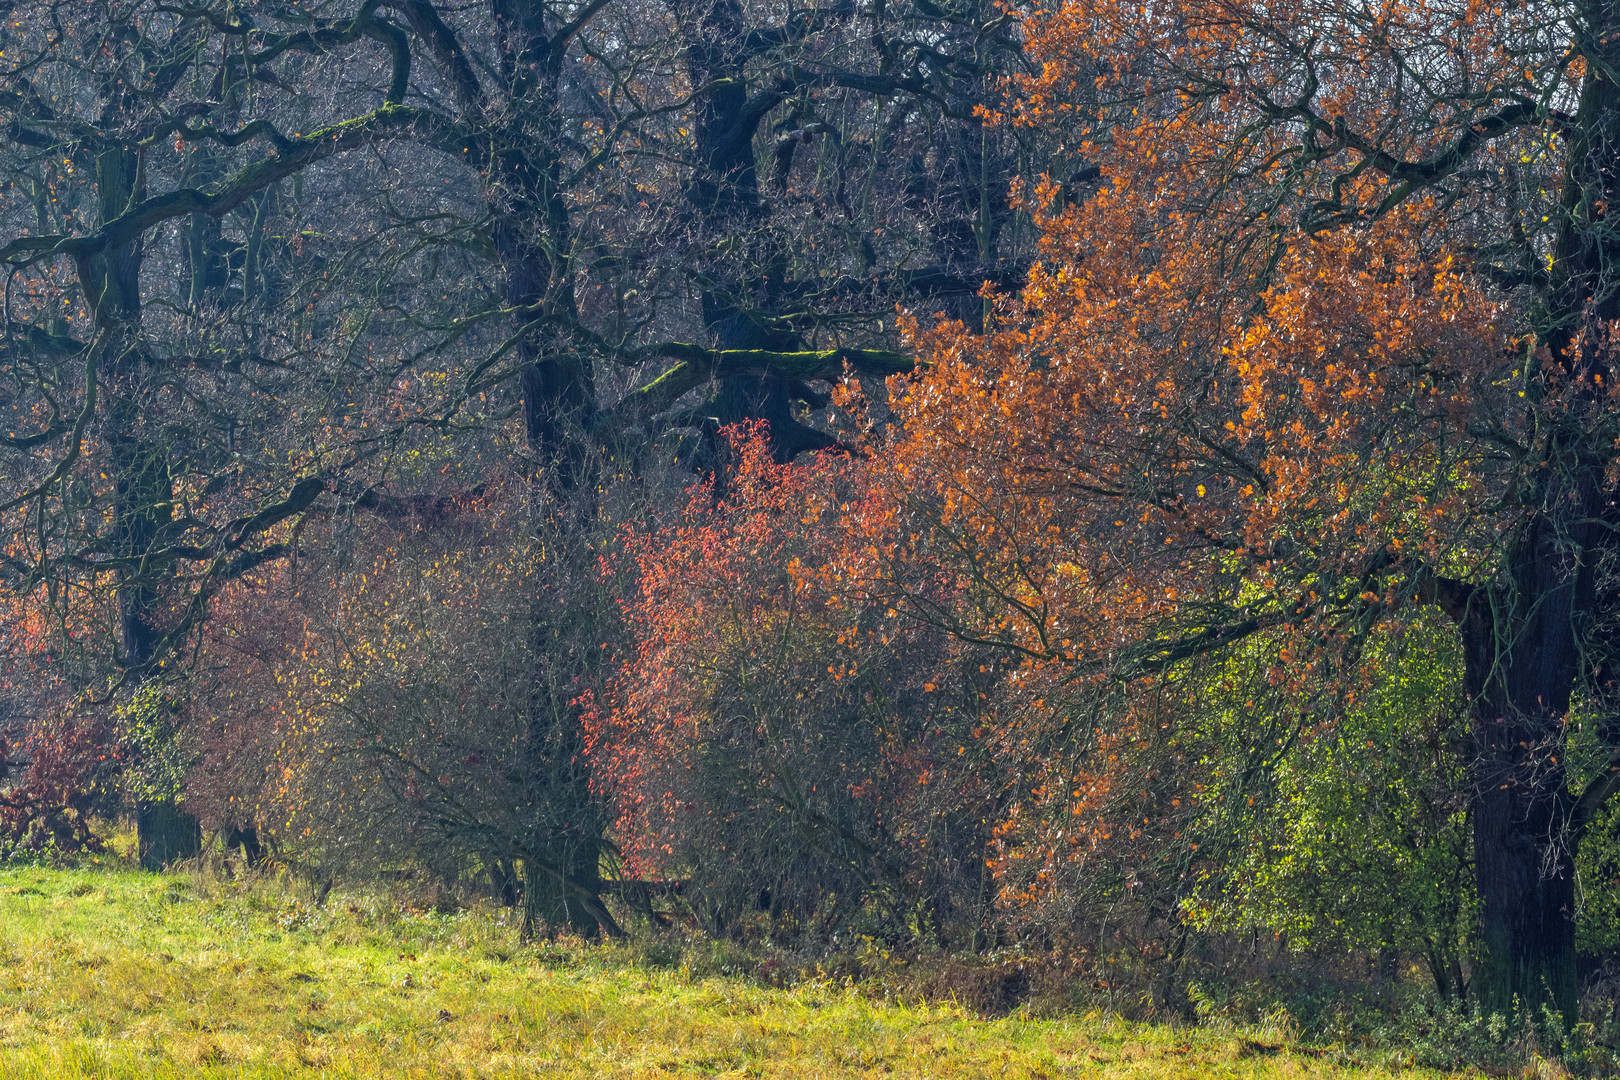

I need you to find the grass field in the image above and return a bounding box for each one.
[0,864,1474,1078]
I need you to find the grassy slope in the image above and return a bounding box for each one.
[0,865,1454,1079]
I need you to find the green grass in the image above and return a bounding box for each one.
[0,864,1463,1078]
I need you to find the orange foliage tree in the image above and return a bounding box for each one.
[589,427,1001,943]
[851,0,1620,1018]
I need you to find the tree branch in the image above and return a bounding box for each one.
[391,0,483,113]
[617,343,916,418]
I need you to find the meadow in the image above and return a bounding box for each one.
[0,864,1483,1079]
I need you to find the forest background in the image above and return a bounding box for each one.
[2,0,1620,1066]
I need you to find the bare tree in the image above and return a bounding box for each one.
[0,0,1041,922]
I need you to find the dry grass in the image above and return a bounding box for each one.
[0,864,1469,1078]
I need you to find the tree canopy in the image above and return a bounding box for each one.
[3,0,1620,1038]
[853,0,1620,1020]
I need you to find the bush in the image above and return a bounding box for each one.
[590,428,999,947]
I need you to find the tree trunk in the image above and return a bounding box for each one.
[137,800,201,871]
[1457,1,1620,1027]
[90,145,203,867]
[516,559,609,939]
[1458,508,1591,1024]
[478,9,608,936]
[1470,763,1578,1021]
[491,858,520,907]
[223,824,262,867]
[678,0,841,465]
[521,840,602,940]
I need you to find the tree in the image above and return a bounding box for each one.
[589,426,999,942]
[182,487,632,935]
[848,0,1620,1019]
[1190,619,1475,1001]
[0,0,1040,914]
